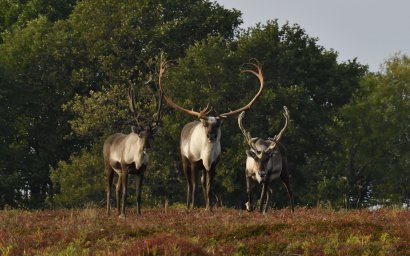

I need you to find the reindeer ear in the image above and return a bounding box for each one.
[200,118,208,127]
[151,126,161,136]
[131,125,142,134]
[216,118,223,126]
[246,150,257,159]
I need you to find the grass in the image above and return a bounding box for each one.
[0,207,409,255]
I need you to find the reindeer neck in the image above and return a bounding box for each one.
[124,133,148,169]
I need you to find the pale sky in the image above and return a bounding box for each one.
[215,0,410,72]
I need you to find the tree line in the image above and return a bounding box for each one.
[0,0,409,209]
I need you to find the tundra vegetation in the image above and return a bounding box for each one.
[0,207,409,255]
[0,0,409,216]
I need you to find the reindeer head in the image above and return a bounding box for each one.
[158,58,265,141]
[238,107,289,183]
[196,114,221,142]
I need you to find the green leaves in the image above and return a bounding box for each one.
[49,145,104,208]
[63,85,129,139]
[334,55,410,206]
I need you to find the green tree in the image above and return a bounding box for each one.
[49,145,104,207]
[333,54,410,207]
[0,16,80,207]
[0,63,23,207]
[0,0,77,34]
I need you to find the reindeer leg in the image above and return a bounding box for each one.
[182,157,192,209]
[106,166,114,215]
[207,162,217,210]
[205,170,212,211]
[263,186,272,214]
[201,167,207,208]
[259,183,267,213]
[115,176,122,216]
[281,170,294,212]
[119,168,129,219]
[245,174,253,211]
[190,161,197,209]
[135,166,145,216]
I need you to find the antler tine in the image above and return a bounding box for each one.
[151,87,164,129]
[240,58,262,76]
[150,55,169,129]
[238,111,251,143]
[127,85,143,127]
[275,106,289,141]
[267,106,290,151]
[238,111,259,151]
[159,60,172,83]
[220,59,264,117]
[158,57,211,119]
[199,103,213,119]
[127,86,135,116]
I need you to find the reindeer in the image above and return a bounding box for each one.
[159,59,265,210]
[103,62,165,218]
[238,106,294,213]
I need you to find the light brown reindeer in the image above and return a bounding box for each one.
[238,106,294,213]
[103,60,167,218]
[159,59,265,211]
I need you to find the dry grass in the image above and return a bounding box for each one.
[0,207,409,255]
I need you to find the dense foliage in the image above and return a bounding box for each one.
[0,0,408,209]
[0,207,409,255]
[333,55,410,207]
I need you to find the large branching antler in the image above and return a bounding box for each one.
[220,59,264,118]
[158,58,212,119]
[128,55,168,131]
[127,85,145,128]
[149,56,168,130]
[267,106,290,152]
[238,111,259,152]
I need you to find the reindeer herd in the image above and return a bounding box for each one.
[103,58,294,218]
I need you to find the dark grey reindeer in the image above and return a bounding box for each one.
[238,107,294,213]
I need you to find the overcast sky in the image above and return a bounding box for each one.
[215,0,410,72]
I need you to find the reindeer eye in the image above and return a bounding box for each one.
[246,150,257,159]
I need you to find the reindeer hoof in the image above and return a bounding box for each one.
[245,202,252,212]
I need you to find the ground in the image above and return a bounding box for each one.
[0,207,409,255]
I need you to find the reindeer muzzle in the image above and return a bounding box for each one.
[259,172,268,183]
[207,135,217,142]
